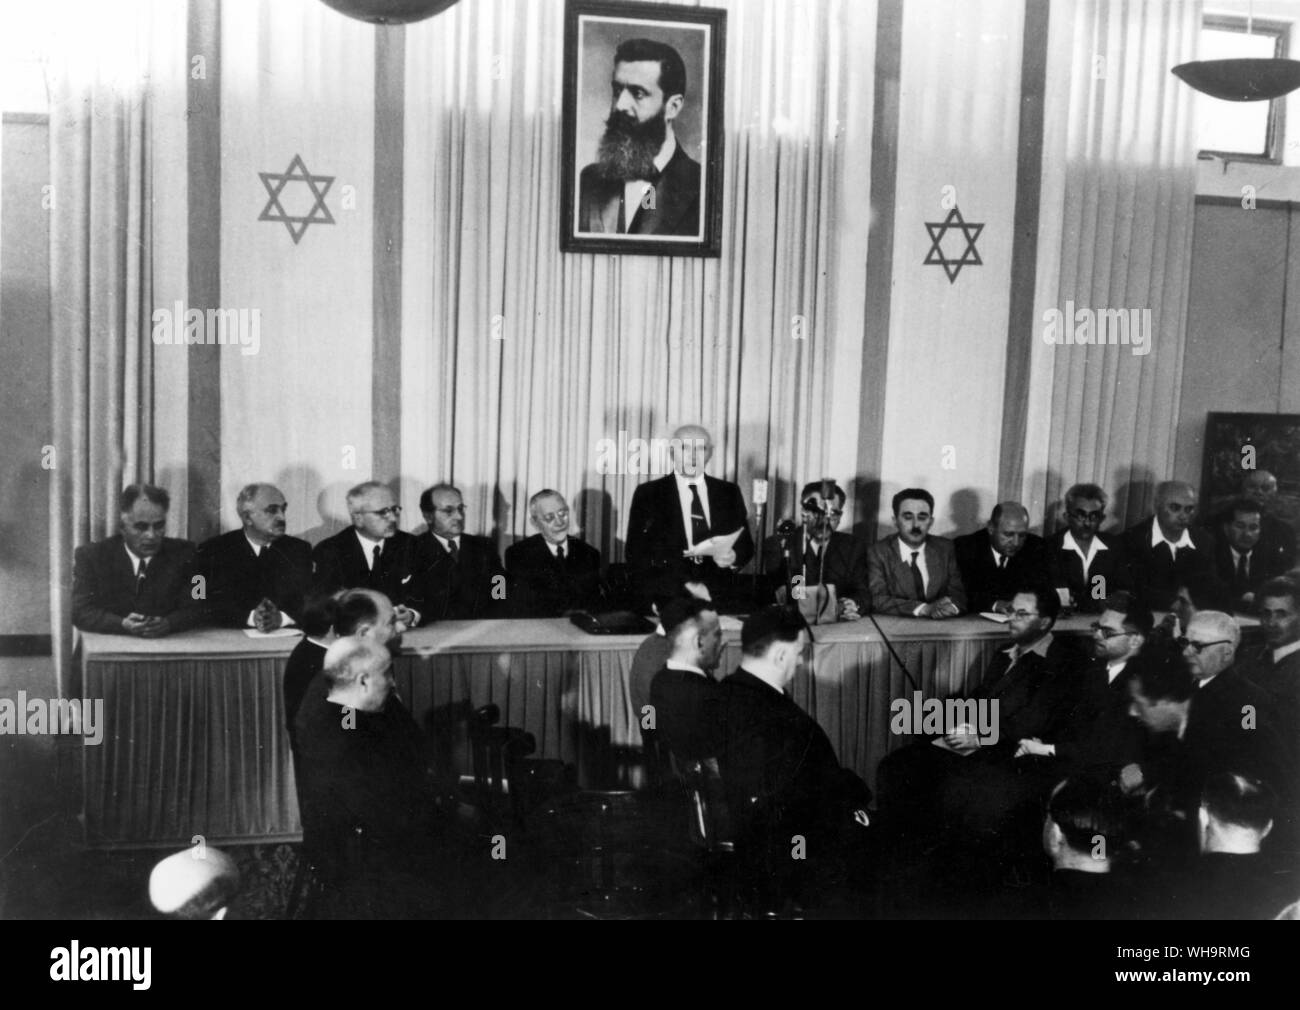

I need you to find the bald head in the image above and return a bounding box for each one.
[988,501,1030,558]
[323,636,395,712]
[670,424,714,478]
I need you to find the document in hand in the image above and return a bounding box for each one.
[683,527,743,558]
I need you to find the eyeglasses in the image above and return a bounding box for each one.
[538,510,570,523]
[360,506,402,518]
[1069,509,1105,523]
[1177,637,1231,654]
[803,506,844,518]
[1008,609,1038,620]
[434,504,466,515]
[1090,622,1130,639]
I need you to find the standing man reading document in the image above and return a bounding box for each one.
[625,424,755,611]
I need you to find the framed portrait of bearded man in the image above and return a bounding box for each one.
[561,0,726,257]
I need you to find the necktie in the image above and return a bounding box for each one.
[1236,552,1249,587]
[688,484,710,548]
[370,544,382,586]
[910,551,926,601]
[448,540,459,564]
[998,554,1007,570]
[135,558,149,598]
[806,542,823,585]
[556,543,565,565]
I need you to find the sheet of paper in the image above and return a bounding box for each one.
[979,611,1010,623]
[242,627,303,639]
[683,527,743,558]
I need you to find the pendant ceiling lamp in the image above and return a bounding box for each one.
[1172,4,1300,101]
[318,0,461,25]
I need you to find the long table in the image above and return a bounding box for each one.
[76,614,1137,848]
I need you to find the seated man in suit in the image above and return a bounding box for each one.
[648,596,725,763]
[1213,469,1296,572]
[1120,480,1218,611]
[414,484,507,621]
[866,488,966,617]
[954,501,1047,615]
[576,38,701,237]
[294,633,445,917]
[72,483,203,637]
[504,489,602,617]
[625,424,755,611]
[311,481,425,627]
[1038,777,1135,920]
[761,479,868,622]
[1044,483,1131,614]
[715,606,872,906]
[629,573,711,746]
[194,483,312,630]
[1015,591,1149,784]
[1212,497,1291,612]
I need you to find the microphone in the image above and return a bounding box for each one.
[775,519,797,539]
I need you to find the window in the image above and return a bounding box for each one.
[1195,15,1290,163]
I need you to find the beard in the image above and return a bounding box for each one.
[594,109,667,182]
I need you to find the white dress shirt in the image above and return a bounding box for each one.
[1150,521,1194,558]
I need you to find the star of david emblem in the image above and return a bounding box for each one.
[923,207,984,283]
[258,154,335,244]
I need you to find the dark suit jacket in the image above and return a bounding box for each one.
[1050,659,1145,776]
[625,474,755,579]
[953,528,1049,613]
[194,529,313,627]
[311,528,428,617]
[866,534,967,615]
[715,668,870,861]
[283,637,327,737]
[648,664,721,763]
[761,528,870,612]
[969,637,1078,750]
[577,143,702,236]
[1044,530,1131,614]
[1120,517,1219,611]
[71,535,204,634]
[413,532,507,621]
[1210,509,1296,573]
[1210,535,1292,609]
[503,534,602,617]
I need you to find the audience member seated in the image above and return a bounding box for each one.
[504,489,603,617]
[1211,497,1291,612]
[1166,772,1291,919]
[761,479,868,622]
[1121,624,1283,863]
[1044,483,1131,614]
[715,606,872,908]
[648,596,725,763]
[1015,592,1148,785]
[148,845,241,920]
[293,633,445,917]
[71,483,203,637]
[867,487,966,618]
[629,574,711,745]
[625,424,756,612]
[1211,468,1296,572]
[1120,480,1217,611]
[194,483,312,629]
[878,586,1075,844]
[311,481,424,627]
[1039,777,1136,920]
[954,501,1047,615]
[415,483,507,620]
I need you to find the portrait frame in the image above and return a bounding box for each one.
[1201,411,1300,529]
[561,0,726,257]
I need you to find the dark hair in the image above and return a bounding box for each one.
[741,604,809,657]
[1257,576,1300,611]
[1047,777,1127,853]
[1064,483,1108,509]
[660,596,715,639]
[1103,590,1153,635]
[891,488,934,515]
[614,38,687,100]
[800,479,846,508]
[989,502,1029,526]
[1201,772,1275,832]
[120,483,170,513]
[298,593,340,638]
[419,483,460,514]
[1223,497,1264,524]
[1013,584,1060,624]
[1128,641,1194,703]
[334,589,386,637]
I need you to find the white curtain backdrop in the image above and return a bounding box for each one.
[1020,0,1201,533]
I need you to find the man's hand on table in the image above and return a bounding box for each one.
[137,616,172,638]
